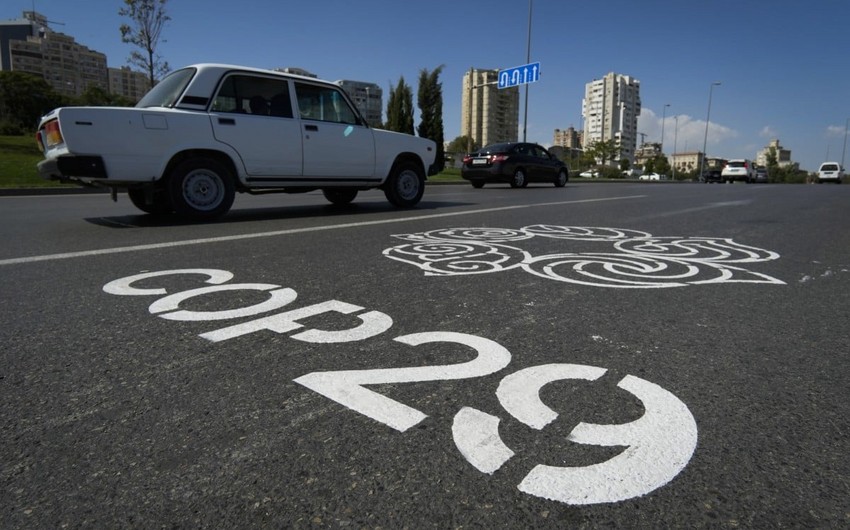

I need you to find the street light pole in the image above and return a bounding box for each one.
[842,117,848,168]
[699,82,721,181]
[522,0,532,142]
[660,103,670,154]
[672,115,679,181]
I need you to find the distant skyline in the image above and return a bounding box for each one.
[8,0,850,171]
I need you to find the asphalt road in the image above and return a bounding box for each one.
[2,182,848,528]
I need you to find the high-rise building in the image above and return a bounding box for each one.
[335,79,383,127]
[582,72,641,164]
[1,11,108,97]
[756,139,793,167]
[108,66,151,102]
[553,127,581,149]
[461,68,519,149]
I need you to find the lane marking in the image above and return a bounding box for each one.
[0,195,644,266]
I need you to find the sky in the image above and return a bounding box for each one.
[8,0,850,171]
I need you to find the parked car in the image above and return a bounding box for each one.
[754,166,769,183]
[461,142,569,188]
[579,170,600,178]
[36,64,437,220]
[639,172,665,181]
[816,162,845,183]
[720,159,755,183]
[700,169,723,183]
[622,168,643,178]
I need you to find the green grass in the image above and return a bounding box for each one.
[0,135,66,188]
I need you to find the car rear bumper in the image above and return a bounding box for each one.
[461,165,511,182]
[38,155,108,181]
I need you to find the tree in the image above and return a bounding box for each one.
[447,135,478,154]
[417,66,445,173]
[119,0,170,89]
[0,72,63,134]
[385,77,414,135]
[586,139,620,166]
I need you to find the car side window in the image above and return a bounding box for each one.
[211,74,293,118]
[294,82,359,125]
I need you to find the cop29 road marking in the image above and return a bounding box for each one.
[0,195,644,266]
[101,268,698,506]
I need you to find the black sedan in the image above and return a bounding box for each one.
[461,142,569,188]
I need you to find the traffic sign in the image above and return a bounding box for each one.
[498,62,541,89]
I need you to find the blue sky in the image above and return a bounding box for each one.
[10,0,850,171]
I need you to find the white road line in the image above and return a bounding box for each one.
[0,195,645,266]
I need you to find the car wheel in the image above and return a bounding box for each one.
[322,188,358,205]
[128,186,172,215]
[554,169,568,187]
[384,160,424,207]
[510,169,527,188]
[168,157,235,221]
[471,180,485,189]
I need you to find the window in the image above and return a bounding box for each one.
[294,82,359,124]
[211,74,293,118]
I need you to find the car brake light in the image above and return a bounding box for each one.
[42,120,63,148]
[462,155,472,164]
[491,154,509,163]
[35,130,44,152]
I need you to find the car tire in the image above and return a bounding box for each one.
[554,169,568,187]
[510,169,527,188]
[167,157,235,221]
[322,188,358,205]
[471,180,485,189]
[384,160,424,207]
[128,186,172,215]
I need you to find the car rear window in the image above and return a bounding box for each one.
[820,164,839,171]
[727,161,746,168]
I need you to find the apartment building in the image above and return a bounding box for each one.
[582,72,641,164]
[335,79,383,127]
[108,66,151,102]
[553,127,581,149]
[1,11,108,97]
[461,68,520,148]
[756,139,793,167]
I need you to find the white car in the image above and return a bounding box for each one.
[639,172,664,181]
[36,64,437,220]
[579,170,599,178]
[816,162,845,183]
[721,159,755,183]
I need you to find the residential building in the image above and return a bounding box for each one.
[553,127,581,149]
[108,66,150,102]
[581,72,641,164]
[1,11,107,97]
[635,142,661,167]
[756,138,793,167]
[335,79,383,127]
[461,68,519,149]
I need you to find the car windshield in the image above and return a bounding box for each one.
[478,143,513,154]
[135,67,197,108]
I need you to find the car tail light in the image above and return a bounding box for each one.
[42,119,63,148]
[491,154,509,163]
[462,155,472,164]
[35,130,44,152]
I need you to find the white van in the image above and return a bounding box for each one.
[816,162,845,183]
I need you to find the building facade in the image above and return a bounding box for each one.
[2,11,108,97]
[553,127,581,149]
[581,72,641,164]
[755,138,793,167]
[108,66,150,102]
[335,79,383,128]
[461,68,519,149]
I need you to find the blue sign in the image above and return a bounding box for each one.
[498,62,541,89]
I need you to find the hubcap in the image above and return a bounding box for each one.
[183,170,223,211]
[397,169,420,200]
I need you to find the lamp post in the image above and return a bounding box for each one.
[842,117,848,168]
[522,0,533,142]
[672,115,679,181]
[699,82,721,181]
[660,103,670,154]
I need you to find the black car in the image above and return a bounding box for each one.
[461,142,569,188]
[700,169,723,183]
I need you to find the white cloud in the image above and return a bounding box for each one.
[826,124,847,137]
[639,108,737,155]
[760,126,777,138]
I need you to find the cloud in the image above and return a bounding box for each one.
[760,126,777,138]
[639,108,737,154]
[826,124,847,137]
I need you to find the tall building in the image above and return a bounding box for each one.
[461,68,519,149]
[553,127,581,149]
[335,79,383,127]
[581,72,641,164]
[1,11,108,97]
[108,66,151,102]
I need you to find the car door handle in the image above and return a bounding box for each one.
[218,118,236,125]
[305,124,318,131]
